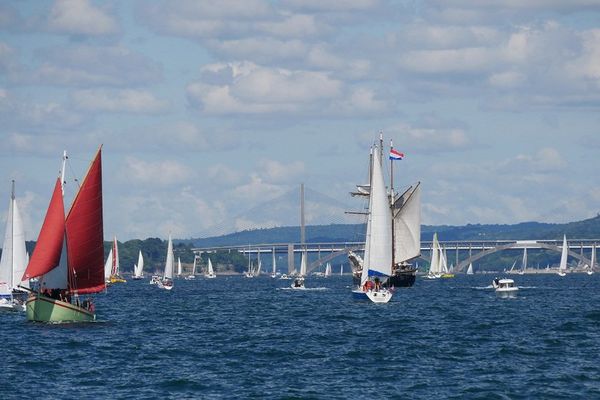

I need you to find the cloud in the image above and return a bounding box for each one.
[187,62,342,115]
[121,157,193,186]
[72,89,169,113]
[47,0,119,36]
[389,122,472,153]
[258,159,305,184]
[27,45,162,87]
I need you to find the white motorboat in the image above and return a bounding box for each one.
[493,278,518,298]
[291,277,305,289]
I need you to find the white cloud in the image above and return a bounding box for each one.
[72,89,168,113]
[47,0,119,36]
[28,45,162,87]
[390,122,471,153]
[258,159,305,183]
[121,157,193,186]
[187,62,342,114]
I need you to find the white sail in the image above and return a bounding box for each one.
[340,264,343,275]
[0,183,28,291]
[177,257,182,276]
[134,250,144,277]
[272,249,276,276]
[521,248,527,273]
[300,250,307,277]
[325,262,331,277]
[164,234,174,279]
[591,245,596,271]
[104,248,113,281]
[441,247,449,273]
[361,146,392,285]
[256,253,262,276]
[559,235,568,273]
[466,263,473,275]
[429,233,440,275]
[392,183,421,264]
[207,258,214,275]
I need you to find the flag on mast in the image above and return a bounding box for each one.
[389,148,404,160]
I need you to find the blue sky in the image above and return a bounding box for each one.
[1,0,600,240]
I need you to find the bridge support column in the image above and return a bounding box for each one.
[288,244,294,274]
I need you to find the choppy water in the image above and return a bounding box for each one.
[2,274,600,399]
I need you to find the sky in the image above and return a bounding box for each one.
[1,0,600,241]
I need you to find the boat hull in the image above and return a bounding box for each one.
[352,289,392,303]
[354,267,417,288]
[26,294,95,322]
[495,288,518,298]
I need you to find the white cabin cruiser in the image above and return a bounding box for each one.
[492,278,518,298]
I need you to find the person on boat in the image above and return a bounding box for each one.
[374,277,381,291]
[493,278,499,288]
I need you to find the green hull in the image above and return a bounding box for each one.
[26,294,95,323]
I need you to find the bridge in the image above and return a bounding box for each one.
[192,238,600,274]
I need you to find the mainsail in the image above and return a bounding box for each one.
[559,235,568,273]
[134,250,144,277]
[164,234,174,280]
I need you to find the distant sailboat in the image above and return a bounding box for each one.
[588,245,595,275]
[466,263,474,275]
[426,233,442,279]
[558,235,568,277]
[132,250,144,280]
[23,148,105,322]
[157,234,174,290]
[108,237,126,283]
[185,255,197,280]
[324,262,332,277]
[519,248,527,275]
[177,257,182,276]
[0,181,28,311]
[292,250,307,289]
[271,248,277,278]
[205,257,216,279]
[104,247,113,284]
[351,144,393,303]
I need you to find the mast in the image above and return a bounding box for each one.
[390,138,395,267]
[300,183,305,248]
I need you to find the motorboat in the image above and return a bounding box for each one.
[492,278,518,298]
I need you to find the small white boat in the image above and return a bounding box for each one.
[279,274,290,280]
[0,296,25,312]
[204,257,216,279]
[150,275,161,285]
[493,278,518,298]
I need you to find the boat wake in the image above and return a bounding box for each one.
[277,287,329,291]
[472,285,494,290]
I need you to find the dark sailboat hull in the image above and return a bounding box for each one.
[352,266,417,288]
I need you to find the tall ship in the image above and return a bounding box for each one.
[22,148,105,322]
[349,134,421,288]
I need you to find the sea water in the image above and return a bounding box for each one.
[1,274,600,399]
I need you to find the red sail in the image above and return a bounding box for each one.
[22,179,65,280]
[66,147,105,294]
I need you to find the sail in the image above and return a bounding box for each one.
[256,254,262,275]
[23,179,66,280]
[207,258,214,275]
[392,183,421,264]
[65,148,105,294]
[164,234,174,279]
[362,146,392,284]
[521,248,527,272]
[325,262,331,277]
[300,250,307,277]
[104,248,113,280]
[134,250,144,277]
[0,184,27,290]
[111,237,119,276]
[429,233,440,274]
[559,235,568,272]
[591,245,596,270]
[177,257,182,275]
[272,249,276,275]
[466,263,473,275]
[441,247,448,273]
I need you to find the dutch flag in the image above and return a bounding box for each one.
[389,148,404,161]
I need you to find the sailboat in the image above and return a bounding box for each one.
[185,255,197,280]
[291,250,307,289]
[132,250,144,280]
[271,248,277,278]
[440,246,454,278]
[324,262,332,277]
[0,181,28,311]
[177,257,182,277]
[426,233,442,279]
[108,237,126,283]
[22,148,105,322]
[205,257,216,278]
[157,234,174,290]
[558,235,568,277]
[351,144,393,303]
[518,248,527,275]
[588,244,595,275]
[466,263,474,275]
[350,136,421,288]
